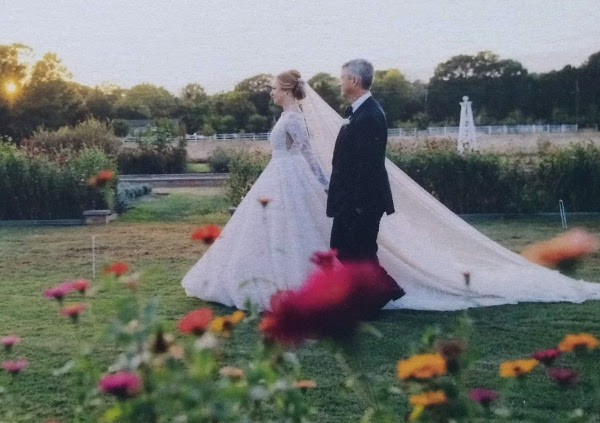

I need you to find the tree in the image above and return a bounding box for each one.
[29,52,72,85]
[0,44,30,137]
[209,91,256,132]
[115,83,177,119]
[308,72,343,112]
[428,51,531,123]
[178,83,209,134]
[371,69,414,124]
[235,73,274,118]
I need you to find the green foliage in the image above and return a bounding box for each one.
[0,143,116,219]
[387,143,600,214]
[535,144,600,212]
[111,119,130,137]
[24,118,122,157]
[117,145,187,174]
[226,150,269,206]
[208,146,235,173]
[114,182,152,213]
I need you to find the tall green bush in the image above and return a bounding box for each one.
[226,150,269,206]
[0,143,116,220]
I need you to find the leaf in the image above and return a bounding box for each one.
[101,405,122,423]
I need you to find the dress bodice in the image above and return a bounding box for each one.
[269,110,329,187]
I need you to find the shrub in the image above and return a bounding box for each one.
[226,150,269,206]
[117,145,187,174]
[115,182,152,213]
[0,143,116,219]
[208,146,234,173]
[535,144,600,212]
[111,119,130,137]
[23,118,122,157]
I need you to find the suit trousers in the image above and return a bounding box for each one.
[330,207,383,261]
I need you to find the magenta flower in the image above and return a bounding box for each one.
[548,368,578,387]
[532,348,562,367]
[469,388,499,407]
[44,281,75,302]
[2,359,29,374]
[1,335,20,351]
[99,371,142,398]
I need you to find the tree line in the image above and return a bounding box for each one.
[1,44,599,141]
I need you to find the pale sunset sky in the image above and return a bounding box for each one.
[1,0,599,94]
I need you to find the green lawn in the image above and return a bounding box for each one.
[186,162,211,173]
[1,189,600,421]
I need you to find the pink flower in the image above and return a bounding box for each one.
[259,261,393,345]
[548,368,578,387]
[310,249,339,269]
[71,278,90,294]
[99,371,142,398]
[60,303,87,322]
[469,388,499,407]
[2,359,29,374]
[532,348,562,367]
[43,282,75,301]
[1,335,20,351]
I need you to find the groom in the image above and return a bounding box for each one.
[327,59,405,307]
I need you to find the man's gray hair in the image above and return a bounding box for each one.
[342,59,374,90]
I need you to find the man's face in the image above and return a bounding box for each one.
[339,68,357,100]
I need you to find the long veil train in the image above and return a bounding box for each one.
[301,84,600,310]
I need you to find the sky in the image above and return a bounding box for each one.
[1,0,599,94]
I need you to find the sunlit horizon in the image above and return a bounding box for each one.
[2,0,600,95]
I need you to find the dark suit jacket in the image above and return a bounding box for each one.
[326,95,395,218]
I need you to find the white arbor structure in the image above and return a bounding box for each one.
[457,96,478,154]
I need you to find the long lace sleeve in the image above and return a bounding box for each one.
[286,113,330,188]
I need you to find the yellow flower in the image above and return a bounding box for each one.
[409,391,447,406]
[499,359,538,377]
[397,353,447,379]
[209,311,245,336]
[558,333,599,352]
[230,310,245,324]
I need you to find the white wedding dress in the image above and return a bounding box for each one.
[182,85,600,311]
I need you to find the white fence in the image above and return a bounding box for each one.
[185,124,578,142]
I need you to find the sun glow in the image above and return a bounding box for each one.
[5,82,17,93]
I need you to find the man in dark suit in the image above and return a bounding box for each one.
[327,59,405,306]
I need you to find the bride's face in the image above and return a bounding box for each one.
[270,78,289,106]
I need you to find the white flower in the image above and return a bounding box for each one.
[341,118,351,126]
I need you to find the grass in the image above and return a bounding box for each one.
[186,162,211,173]
[1,189,600,421]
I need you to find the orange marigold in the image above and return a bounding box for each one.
[521,228,599,268]
[191,225,222,244]
[558,333,599,352]
[397,353,447,379]
[499,359,538,377]
[409,390,447,406]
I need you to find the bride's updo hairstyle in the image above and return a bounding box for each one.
[276,69,306,100]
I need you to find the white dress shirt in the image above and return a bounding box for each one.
[351,91,372,113]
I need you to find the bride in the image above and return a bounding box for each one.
[182,69,600,311]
